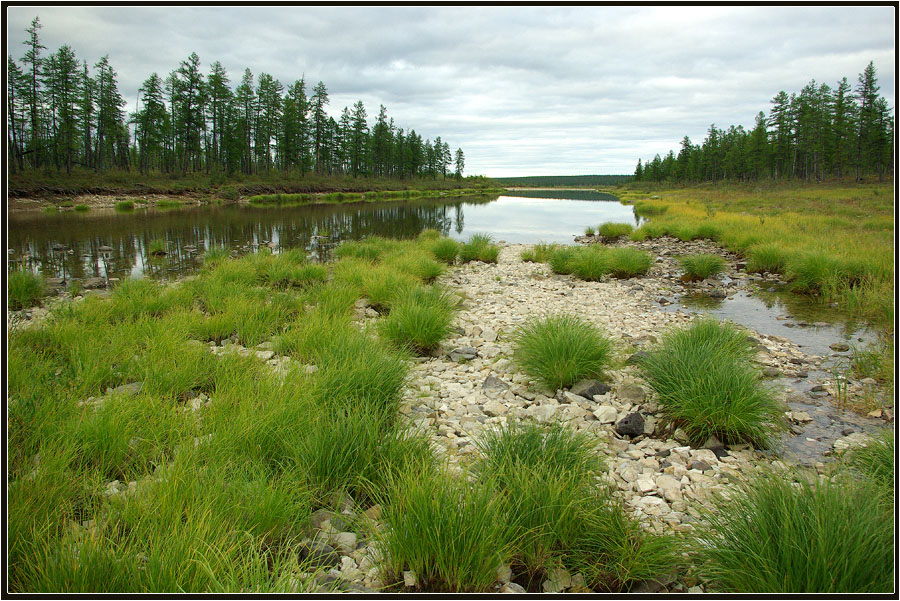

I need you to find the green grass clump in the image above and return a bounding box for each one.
[459,233,499,264]
[474,420,676,591]
[679,254,726,281]
[547,246,576,274]
[633,200,667,217]
[8,270,45,310]
[383,250,445,283]
[376,467,512,593]
[379,285,457,354]
[570,246,609,281]
[148,239,167,256]
[114,200,134,211]
[694,471,894,593]
[845,429,894,498]
[597,222,633,240]
[640,318,784,448]
[512,314,613,390]
[417,228,442,241]
[427,237,460,264]
[786,250,846,295]
[74,204,89,211]
[520,242,559,263]
[603,247,652,278]
[746,243,788,274]
[155,199,182,208]
[584,225,596,236]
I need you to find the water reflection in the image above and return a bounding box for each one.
[8,190,641,280]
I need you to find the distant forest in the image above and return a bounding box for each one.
[8,17,466,180]
[492,174,632,187]
[634,62,894,184]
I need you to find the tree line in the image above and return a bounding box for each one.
[492,174,632,187]
[633,62,893,184]
[7,17,466,181]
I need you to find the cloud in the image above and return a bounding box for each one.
[6,5,895,176]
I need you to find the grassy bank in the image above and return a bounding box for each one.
[248,187,504,206]
[7,168,503,201]
[612,181,894,331]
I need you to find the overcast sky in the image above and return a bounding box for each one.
[7,5,896,177]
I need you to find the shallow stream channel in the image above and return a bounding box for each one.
[8,189,889,466]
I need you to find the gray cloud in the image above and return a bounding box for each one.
[7,5,895,176]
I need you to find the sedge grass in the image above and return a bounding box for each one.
[459,233,499,264]
[597,222,633,240]
[845,429,894,498]
[378,285,457,354]
[640,318,784,447]
[520,242,559,263]
[8,269,45,310]
[694,470,893,593]
[427,237,460,264]
[678,254,727,281]
[512,314,613,390]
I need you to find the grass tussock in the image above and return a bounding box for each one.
[8,270,45,310]
[678,254,726,281]
[520,242,560,263]
[459,233,499,264]
[596,222,634,240]
[845,429,894,499]
[694,470,894,593]
[640,318,784,448]
[512,314,613,390]
[544,245,652,280]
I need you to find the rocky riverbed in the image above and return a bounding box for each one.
[9,237,892,594]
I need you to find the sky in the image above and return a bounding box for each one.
[6,5,896,177]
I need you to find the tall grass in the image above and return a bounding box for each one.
[845,429,894,498]
[512,314,613,390]
[694,471,894,593]
[459,233,499,264]
[427,237,460,264]
[376,466,513,593]
[379,285,457,354]
[520,242,559,263]
[8,270,45,310]
[597,222,634,239]
[679,254,726,280]
[640,318,784,447]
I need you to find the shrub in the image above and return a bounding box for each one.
[218,185,240,201]
[679,254,726,281]
[379,285,457,354]
[746,243,788,274]
[694,471,893,593]
[512,314,613,390]
[597,222,633,240]
[8,270,45,310]
[603,247,652,278]
[376,467,512,593]
[640,318,784,447]
[459,233,499,264]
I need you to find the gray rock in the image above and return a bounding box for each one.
[625,351,650,366]
[482,375,510,393]
[298,541,341,569]
[501,583,526,594]
[829,342,850,352]
[83,277,107,289]
[593,405,618,424]
[616,383,646,403]
[763,367,780,377]
[688,460,712,472]
[569,379,610,399]
[107,382,142,396]
[449,347,478,361]
[615,412,645,437]
[703,435,728,458]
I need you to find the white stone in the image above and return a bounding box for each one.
[483,399,508,417]
[593,405,618,423]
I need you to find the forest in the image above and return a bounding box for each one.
[492,174,632,187]
[633,62,894,184]
[7,17,466,182]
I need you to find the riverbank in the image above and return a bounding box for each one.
[7,169,502,208]
[7,234,892,593]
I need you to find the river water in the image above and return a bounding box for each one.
[7,190,638,280]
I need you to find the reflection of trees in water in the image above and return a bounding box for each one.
[7,195,497,279]
[502,190,620,201]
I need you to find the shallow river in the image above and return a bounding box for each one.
[7,190,638,280]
